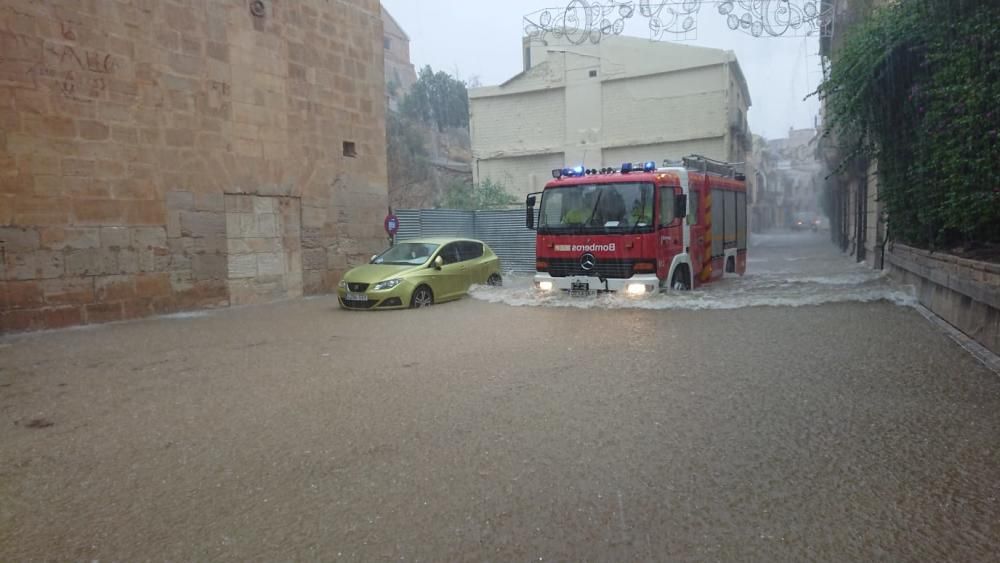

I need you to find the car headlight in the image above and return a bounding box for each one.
[536,280,553,291]
[338,279,347,288]
[372,278,402,291]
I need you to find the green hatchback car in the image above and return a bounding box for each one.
[337,237,503,310]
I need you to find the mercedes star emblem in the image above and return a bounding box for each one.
[580,253,596,271]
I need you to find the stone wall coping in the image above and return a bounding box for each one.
[889,244,1000,310]
[893,243,1000,275]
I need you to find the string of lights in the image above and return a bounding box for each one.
[523,0,830,43]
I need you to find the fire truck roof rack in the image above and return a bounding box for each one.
[664,155,745,180]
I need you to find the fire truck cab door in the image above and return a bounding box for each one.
[658,186,684,277]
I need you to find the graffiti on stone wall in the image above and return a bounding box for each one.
[11,22,119,99]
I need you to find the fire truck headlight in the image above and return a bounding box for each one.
[625,283,648,296]
[536,280,554,292]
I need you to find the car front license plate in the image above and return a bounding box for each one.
[344,292,368,302]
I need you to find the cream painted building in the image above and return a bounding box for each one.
[469,34,751,198]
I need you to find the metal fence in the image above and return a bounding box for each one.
[395,208,538,273]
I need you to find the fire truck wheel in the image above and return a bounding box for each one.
[487,273,503,287]
[410,286,434,308]
[670,267,691,291]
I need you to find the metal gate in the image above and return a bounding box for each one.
[395,208,538,273]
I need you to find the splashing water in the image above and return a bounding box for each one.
[472,232,916,310]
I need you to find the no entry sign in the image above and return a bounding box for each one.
[384,213,399,237]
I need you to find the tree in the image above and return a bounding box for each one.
[815,0,1000,248]
[386,111,429,192]
[437,178,518,210]
[400,66,470,131]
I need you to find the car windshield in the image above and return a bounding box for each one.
[539,182,654,234]
[372,242,439,265]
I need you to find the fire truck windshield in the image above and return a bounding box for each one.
[538,182,654,234]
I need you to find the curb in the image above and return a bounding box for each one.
[914,304,1000,375]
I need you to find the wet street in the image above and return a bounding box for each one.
[2,232,999,560]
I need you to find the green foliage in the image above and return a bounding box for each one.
[400,66,470,131]
[437,178,518,210]
[816,0,1000,248]
[386,111,429,190]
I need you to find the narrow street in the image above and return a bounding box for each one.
[2,232,999,560]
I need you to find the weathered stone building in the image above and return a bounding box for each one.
[381,5,416,111]
[1,0,388,332]
[819,0,886,266]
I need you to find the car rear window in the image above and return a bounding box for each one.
[459,241,484,261]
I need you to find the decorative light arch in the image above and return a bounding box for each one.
[524,1,830,44]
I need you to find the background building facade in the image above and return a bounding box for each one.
[469,34,751,199]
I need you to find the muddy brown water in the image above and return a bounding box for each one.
[2,233,999,560]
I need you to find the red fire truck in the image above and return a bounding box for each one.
[525,155,747,294]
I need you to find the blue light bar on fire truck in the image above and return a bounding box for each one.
[551,166,593,179]
[619,161,657,174]
[552,163,657,179]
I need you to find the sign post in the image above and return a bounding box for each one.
[384,210,399,246]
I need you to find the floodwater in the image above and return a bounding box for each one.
[473,230,916,309]
[3,231,1000,561]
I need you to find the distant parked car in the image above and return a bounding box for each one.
[337,237,502,310]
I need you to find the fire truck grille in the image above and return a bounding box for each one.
[546,258,635,279]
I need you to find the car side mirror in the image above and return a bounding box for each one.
[525,194,537,230]
[675,194,688,223]
[433,256,444,270]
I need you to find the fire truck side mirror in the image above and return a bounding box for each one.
[675,194,688,222]
[525,194,537,230]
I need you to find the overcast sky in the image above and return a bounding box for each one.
[381,0,822,140]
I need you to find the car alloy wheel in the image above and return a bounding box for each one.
[411,286,433,308]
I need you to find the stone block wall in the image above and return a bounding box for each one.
[1,0,388,332]
[224,194,302,305]
[888,244,1000,355]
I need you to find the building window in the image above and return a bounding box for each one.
[523,46,531,71]
[383,37,391,50]
[343,141,357,158]
[589,69,598,78]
